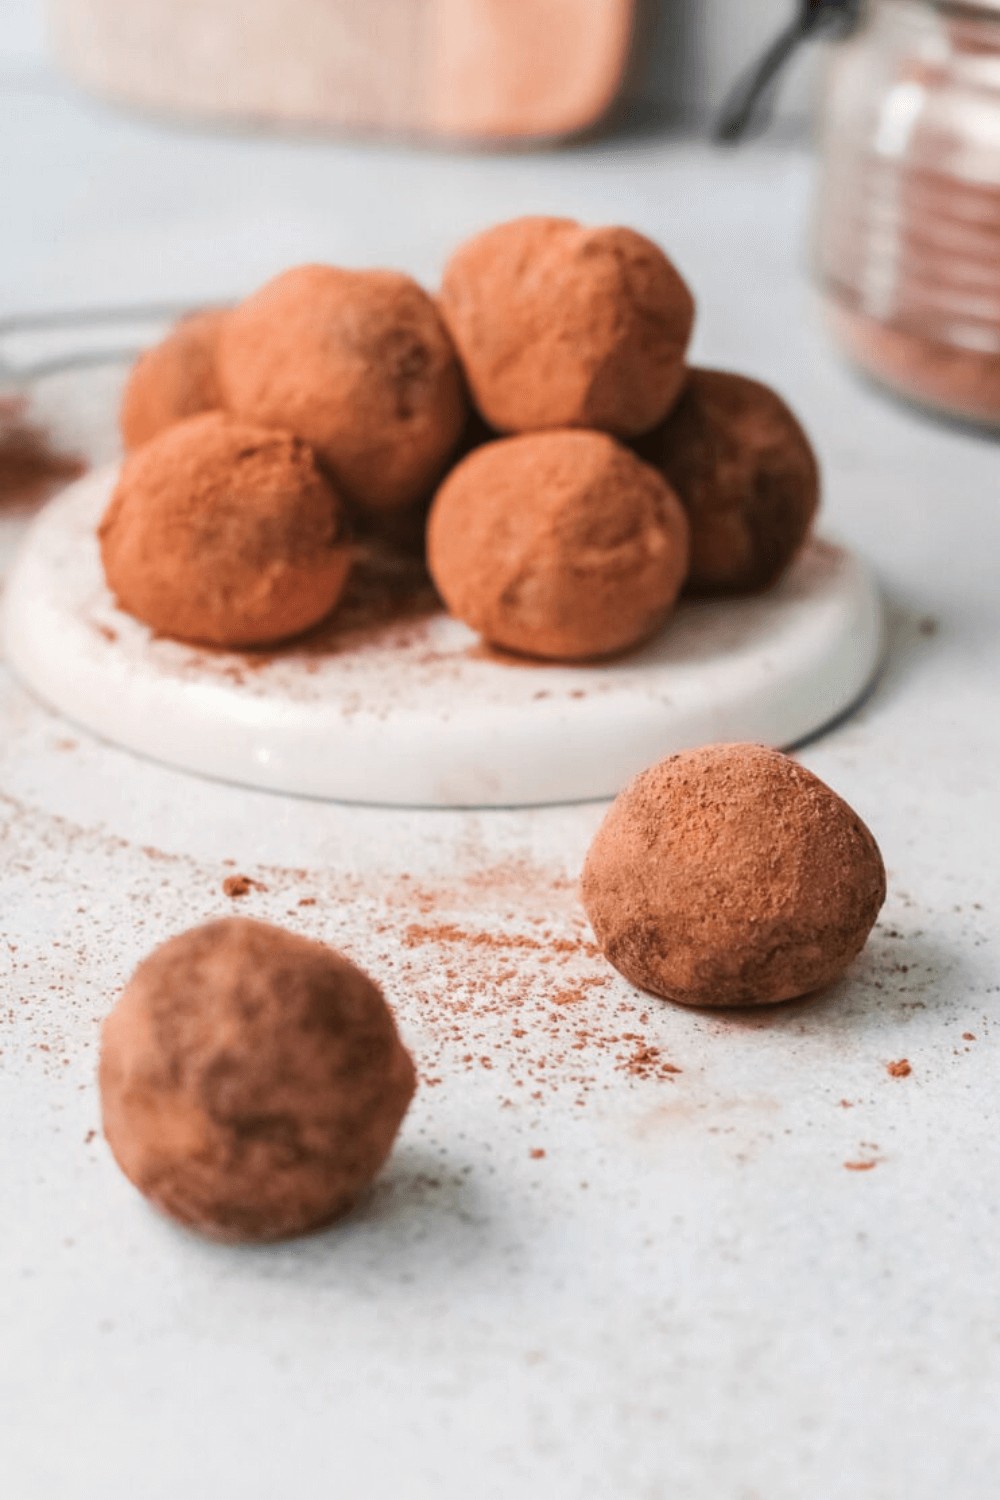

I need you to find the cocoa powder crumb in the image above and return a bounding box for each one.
[844,1160,879,1172]
[619,1042,682,1081]
[529,1148,546,1160]
[886,1059,912,1077]
[963,1032,976,1041]
[223,874,268,899]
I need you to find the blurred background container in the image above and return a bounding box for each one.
[4,0,823,138]
[817,0,1000,429]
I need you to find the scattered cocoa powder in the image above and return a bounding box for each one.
[886,1059,912,1078]
[844,1159,879,1172]
[440,216,694,436]
[0,396,86,510]
[620,1042,683,1081]
[529,1148,546,1160]
[428,430,690,661]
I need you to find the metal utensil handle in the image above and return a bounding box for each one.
[715,0,863,143]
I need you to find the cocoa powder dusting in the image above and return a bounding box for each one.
[184,538,443,687]
[0,396,86,510]
[0,786,689,1106]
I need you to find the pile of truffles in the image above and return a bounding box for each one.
[99,744,884,1243]
[105,217,819,660]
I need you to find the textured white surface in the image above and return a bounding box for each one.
[3,465,882,806]
[1,104,1000,1500]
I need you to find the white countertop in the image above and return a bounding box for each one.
[2,80,999,1500]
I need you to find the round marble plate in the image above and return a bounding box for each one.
[2,466,883,807]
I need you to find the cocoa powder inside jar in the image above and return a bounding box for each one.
[827,302,1000,429]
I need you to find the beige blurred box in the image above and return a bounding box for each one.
[48,0,639,142]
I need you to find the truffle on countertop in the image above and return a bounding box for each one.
[218,264,468,514]
[439,217,695,438]
[582,743,885,1007]
[99,918,416,1242]
[427,429,690,661]
[99,411,353,648]
[638,369,819,594]
[120,309,228,451]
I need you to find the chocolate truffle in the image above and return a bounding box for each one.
[639,369,819,594]
[99,918,416,1242]
[582,743,885,1007]
[427,430,690,661]
[439,216,695,437]
[218,264,468,513]
[120,309,227,451]
[100,411,352,648]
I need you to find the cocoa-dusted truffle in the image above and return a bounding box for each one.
[439,216,695,437]
[218,264,467,513]
[120,309,227,451]
[639,369,819,594]
[582,743,885,1007]
[100,411,352,648]
[427,430,690,661]
[99,918,416,1242]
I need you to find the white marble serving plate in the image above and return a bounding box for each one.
[2,465,882,807]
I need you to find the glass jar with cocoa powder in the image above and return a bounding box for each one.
[817,0,1000,427]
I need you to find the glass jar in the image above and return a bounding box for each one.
[817,0,1000,427]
